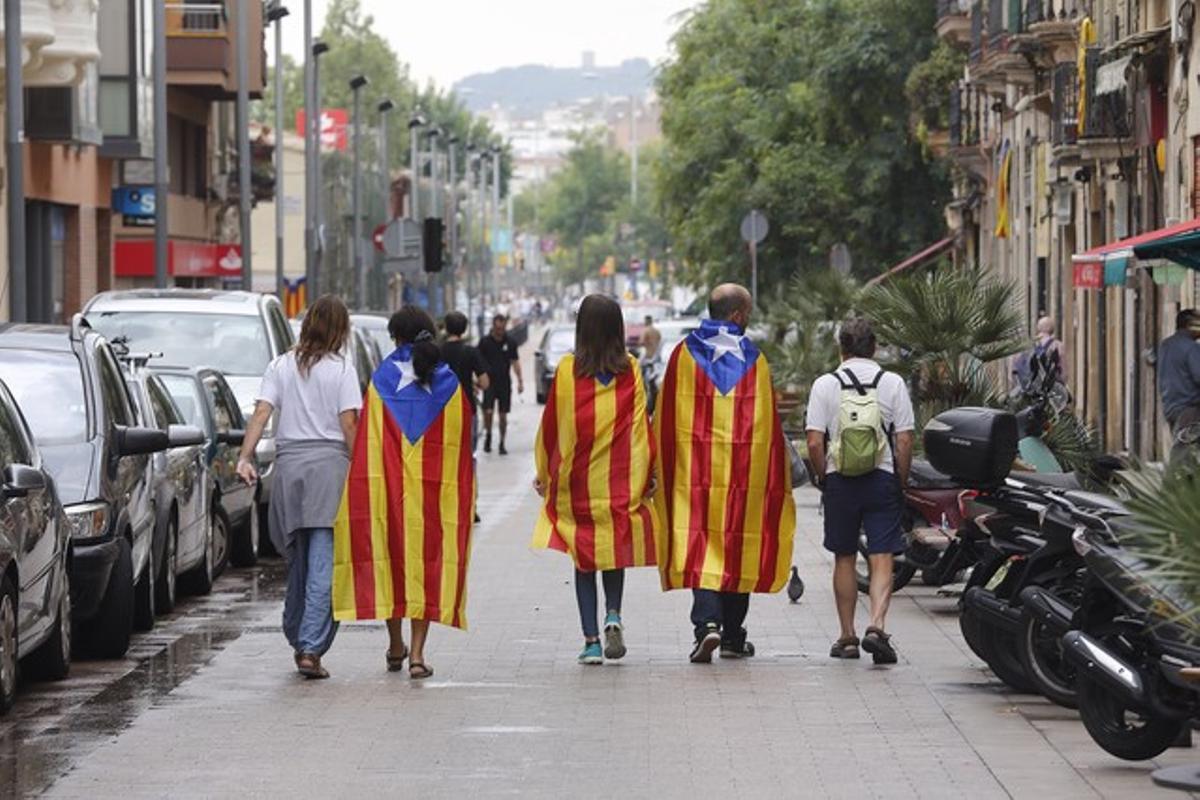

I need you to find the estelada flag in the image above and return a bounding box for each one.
[654,319,796,593]
[333,346,475,628]
[532,354,660,571]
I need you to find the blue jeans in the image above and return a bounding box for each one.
[575,569,624,639]
[283,528,338,656]
[691,590,750,647]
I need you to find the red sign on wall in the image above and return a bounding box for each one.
[1073,261,1104,289]
[115,240,243,278]
[295,109,349,152]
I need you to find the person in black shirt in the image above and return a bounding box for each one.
[478,314,524,455]
[441,311,490,415]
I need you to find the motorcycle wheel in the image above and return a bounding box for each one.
[976,619,1036,693]
[1076,671,1183,761]
[1017,604,1077,708]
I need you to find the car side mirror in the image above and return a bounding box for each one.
[2,464,45,498]
[217,429,246,447]
[116,425,170,457]
[167,424,206,448]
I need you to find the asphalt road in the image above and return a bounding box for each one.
[3,338,1198,799]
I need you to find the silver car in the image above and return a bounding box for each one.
[84,290,295,555]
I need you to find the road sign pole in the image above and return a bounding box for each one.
[750,239,758,310]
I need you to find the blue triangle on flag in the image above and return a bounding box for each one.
[685,320,759,395]
[374,346,460,444]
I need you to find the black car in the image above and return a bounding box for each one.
[0,378,72,713]
[534,325,575,404]
[0,318,173,659]
[121,358,210,610]
[155,368,257,576]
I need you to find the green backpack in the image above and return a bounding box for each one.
[830,369,891,477]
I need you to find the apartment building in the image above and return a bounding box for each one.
[936,0,1198,458]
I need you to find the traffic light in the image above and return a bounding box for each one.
[422,217,444,273]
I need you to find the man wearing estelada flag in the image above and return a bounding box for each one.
[333,307,475,680]
[654,284,796,664]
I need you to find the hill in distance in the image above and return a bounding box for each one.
[453,58,655,116]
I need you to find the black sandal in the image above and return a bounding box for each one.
[386,645,409,672]
[830,636,861,659]
[862,627,897,665]
[409,662,434,680]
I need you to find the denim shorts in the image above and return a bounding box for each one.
[823,470,905,556]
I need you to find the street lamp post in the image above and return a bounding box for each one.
[408,114,425,223]
[235,0,253,289]
[4,0,23,320]
[376,99,395,311]
[465,145,476,326]
[349,75,369,311]
[447,135,459,313]
[303,0,315,295]
[491,146,502,300]
[311,40,329,292]
[630,94,639,208]
[267,2,290,301]
[427,127,442,315]
[152,0,168,289]
[478,151,490,315]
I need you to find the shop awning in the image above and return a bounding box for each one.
[865,237,954,288]
[1072,219,1200,285]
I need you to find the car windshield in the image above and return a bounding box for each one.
[0,351,87,445]
[547,330,574,355]
[157,374,205,429]
[89,311,271,376]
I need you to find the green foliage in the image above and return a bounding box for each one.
[761,270,860,398]
[1118,466,1200,627]
[1042,411,1101,478]
[655,0,951,289]
[904,40,966,130]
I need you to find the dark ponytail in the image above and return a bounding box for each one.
[388,305,441,384]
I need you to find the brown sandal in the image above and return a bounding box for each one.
[296,653,330,679]
[409,662,434,680]
[830,636,861,659]
[386,646,409,672]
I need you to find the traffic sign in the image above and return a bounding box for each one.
[380,218,422,259]
[830,243,853,276]
[740,210,769,245]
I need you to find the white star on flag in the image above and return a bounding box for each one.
[702,326,747,362]
[395,357,431,394]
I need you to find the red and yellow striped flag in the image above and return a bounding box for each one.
[533,354,660,571]
[654,320,796,593]
[333,346,475,628]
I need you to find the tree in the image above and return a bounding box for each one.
[655,0,951,289]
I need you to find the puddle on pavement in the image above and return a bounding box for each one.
[0,561,287,797]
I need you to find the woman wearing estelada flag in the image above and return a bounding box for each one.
[333,306,475,680]
[532,295,661,665]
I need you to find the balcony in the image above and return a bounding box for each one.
[1077,47,1132,157]
[1027,0,1081,63]
[969,1,984,63]
[947,85,992,176]
[936,0,972,47]
[166,1,264,100]
[1050,61,1078,158]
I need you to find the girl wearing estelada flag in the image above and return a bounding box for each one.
[532,294,661,665]
[333,306,475,680]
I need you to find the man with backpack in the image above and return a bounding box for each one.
[805,317,915,665]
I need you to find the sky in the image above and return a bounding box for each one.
[280,0,700,90]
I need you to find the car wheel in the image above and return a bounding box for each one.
[133,535,156,633]
[154,516,178,615]
[182,511,216,596]
[211,504,231,578]
[0,575,17,713]
[257,502,278,558]
[24,580,70,681]
[79,537,134,660]
[229,501,259,568]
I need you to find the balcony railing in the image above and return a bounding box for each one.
[987,0,1005,45]
[1080,47,1131,139]
[949,84,988,147]
[166,2,227,38]
[1024,0,1045,27]
[970,1,984,62]
[1051,62,1078,145]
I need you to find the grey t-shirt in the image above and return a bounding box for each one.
[1158,331,1200,421]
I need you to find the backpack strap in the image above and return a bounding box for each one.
[867,370,886,390]
[840,368,868,396]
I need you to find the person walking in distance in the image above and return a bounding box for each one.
[333,306,477,680]
[806,317,915,665]
[478,314,524,455]
[441,311,490,442]
[654,284,797,664]
[1158,309,1200,465]
[532,295,661,665]
[640,314,663,362]
[237,295,362,680]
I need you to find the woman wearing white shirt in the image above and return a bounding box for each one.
[237,296,362,679]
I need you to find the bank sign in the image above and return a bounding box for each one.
[112,186,156,227]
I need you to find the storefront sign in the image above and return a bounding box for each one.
[115,240,243,279]
[112,186,156,228]
[295,109,349,152]
[1073,261,1104,289]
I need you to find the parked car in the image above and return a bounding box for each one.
[120,356,210,611]
[351,313,392,360]
[655,318,701,360]
[0,319,171,658]
[83,290,294,551]
[534,325,576,404]
[0,378,72,713]
[155,368,257,579]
